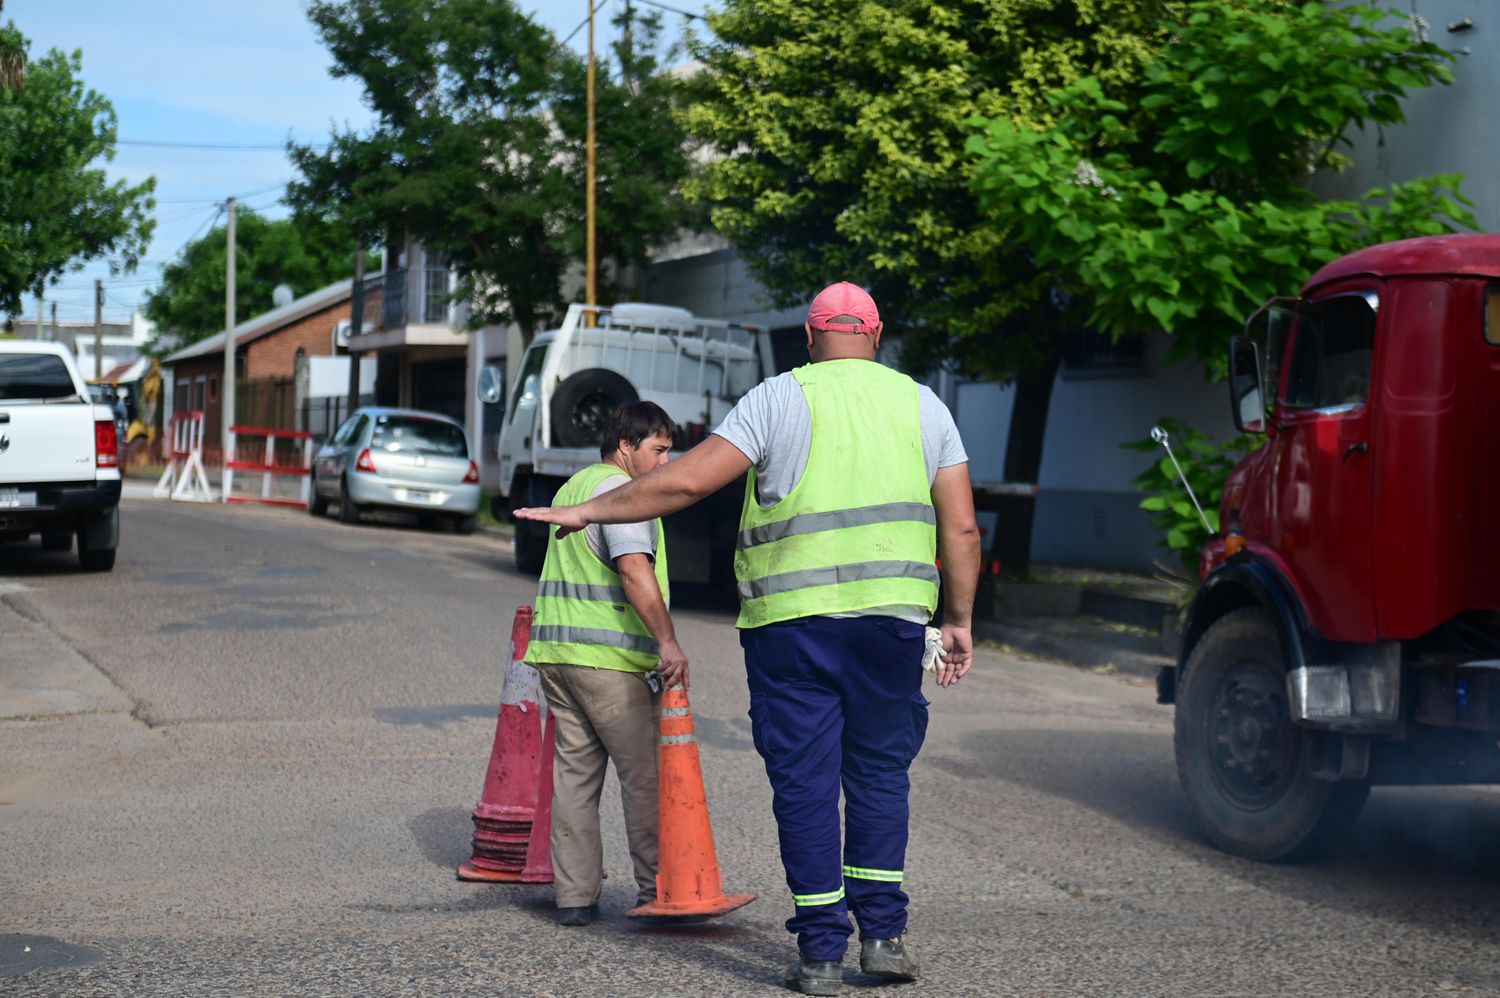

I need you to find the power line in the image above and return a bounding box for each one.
[118,139,326,151]
[632,0,702,18]
[564,0,611,45]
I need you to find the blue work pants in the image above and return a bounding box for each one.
[741,614,930,960]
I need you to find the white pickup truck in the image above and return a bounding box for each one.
[0,340,122,571]
[483,302,774,581]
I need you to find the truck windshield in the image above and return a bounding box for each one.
[370,415,468,457]
[0,354,76,401]
[509,344,548,420]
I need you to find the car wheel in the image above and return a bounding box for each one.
[338,479,361,524]
[40,530,72,553]
[1174,608,1370,862]
[308,479,328,516]
[550,369,639,448]
[453,514,477,535]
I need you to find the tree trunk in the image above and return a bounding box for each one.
[986,354,1061,581]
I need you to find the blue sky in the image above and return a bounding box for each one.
[10,0,709,325]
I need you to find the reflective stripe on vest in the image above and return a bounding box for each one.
[734,361,937,628]
[525,463,668,672]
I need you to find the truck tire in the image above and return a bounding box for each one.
[76,507,118,573]
[1174,607,1369,862]
[550,369,638,448]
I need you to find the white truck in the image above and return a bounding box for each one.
[0,340,122,571]
[483,302,774,580]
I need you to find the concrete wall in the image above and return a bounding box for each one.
[1314,1,1497,230]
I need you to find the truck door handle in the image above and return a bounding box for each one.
[1343,441,1368,462]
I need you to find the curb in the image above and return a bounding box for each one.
[974,621,1170,680]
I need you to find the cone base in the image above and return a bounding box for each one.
[626,892,756,919]
[456,861,525,883]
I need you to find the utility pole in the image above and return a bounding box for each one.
[33,291,42,341]
[93,278,104,380]
[346,242,365,421]
[49,302,57,345]
[585,0,597,323]
[222,197,237,499]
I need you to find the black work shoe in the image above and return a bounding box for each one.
[555,904,597,927]
[860,935,919,980]
[784,954,843,995]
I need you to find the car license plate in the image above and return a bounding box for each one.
[403,488,433,503]
[0,489,37,509]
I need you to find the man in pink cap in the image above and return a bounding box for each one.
[516,281,981,995]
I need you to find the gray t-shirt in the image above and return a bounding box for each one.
[585,473,658,565]
[712,365,967,624]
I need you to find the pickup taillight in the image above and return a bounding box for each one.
[95,419,118,469]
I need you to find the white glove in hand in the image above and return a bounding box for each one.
[921,626,947,674]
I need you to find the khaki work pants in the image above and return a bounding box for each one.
[537,663,660,909]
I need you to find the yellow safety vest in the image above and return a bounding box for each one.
[526,463,670,671]
[734,360,938,628]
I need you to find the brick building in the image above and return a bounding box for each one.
[163,280,376,461]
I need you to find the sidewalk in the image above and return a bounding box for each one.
[975,564,1184,680]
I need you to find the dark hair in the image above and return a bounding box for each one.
[600,400,675,458]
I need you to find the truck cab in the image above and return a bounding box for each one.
[1165,233,1500,860]
[492,302,773,578]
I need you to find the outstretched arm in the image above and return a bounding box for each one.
[515,435,752,538]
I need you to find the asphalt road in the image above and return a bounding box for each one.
[3,498,1500,996]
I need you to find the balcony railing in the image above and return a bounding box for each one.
[376,266,453,330]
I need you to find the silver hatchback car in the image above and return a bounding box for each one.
[309,407,481,533]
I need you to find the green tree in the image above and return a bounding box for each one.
[0,17,154,317]
[685,0,1195,574]
[142,212,372,348]
[966,0,1472,367]
[288,0,695,343]
[967,0,1472,571]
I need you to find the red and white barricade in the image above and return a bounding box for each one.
[154,410,215,502]
[224,425,314,508]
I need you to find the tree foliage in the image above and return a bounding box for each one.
[0,19,154,317]
[966,0,1474,371]
[288,0,693,340]
[685,0,1190,379]
[142,212,372,348]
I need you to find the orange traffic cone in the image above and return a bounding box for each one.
[458,605,545,883]
[627,685,756,919]
[519,711,558,884]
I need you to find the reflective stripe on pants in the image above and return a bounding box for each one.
[742,614,929,961]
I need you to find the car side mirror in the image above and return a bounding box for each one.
[1229,336,1266,434]
[477,365,503,405]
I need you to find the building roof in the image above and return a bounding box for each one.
[163,279,353,364]
[1305,233,1500,291]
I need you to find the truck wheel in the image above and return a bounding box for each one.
[1174,607,1369,862]
[514,520,548,575]
[550,369,638,448]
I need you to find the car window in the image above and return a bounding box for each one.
[1281,293,1377,410]
[332,416,360,445]
[371,415,467,457]
[509,344,548,420]
[0,353,77,401]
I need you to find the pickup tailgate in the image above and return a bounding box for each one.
[0,403,97,483]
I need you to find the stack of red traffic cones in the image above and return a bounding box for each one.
[458,606,557,884]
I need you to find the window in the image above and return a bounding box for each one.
[422,253,450,323]
[1280,293,1377,410]
[509,343,549,420]
[371,414,468,457]
[0,353,76,400]
[1063,328,1146,376]
[332,415,360,446]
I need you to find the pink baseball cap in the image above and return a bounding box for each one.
[807,282,880,333]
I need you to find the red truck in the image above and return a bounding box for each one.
[1161,232,1500,860]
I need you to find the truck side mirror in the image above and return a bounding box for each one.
[1229,337,1267,434]
[477,365,503,405]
